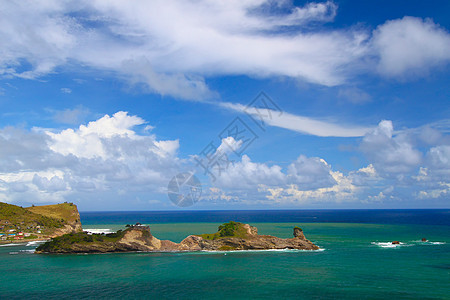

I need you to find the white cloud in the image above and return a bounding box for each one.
[265,170,359,204]
[216,136,243,155]
[360,120,422,173]
[372,16,450,77]
[60,87,72,94]
[221,101,372,137]
[32,174,67,192]
[0,113,448,207]
[287,155,336,189]
[212,154,285,190]
[46,111,147,159]
[1,2,449,100]
[0,111,181,204]
[207,137,338,192]
[348,164,380,186]
[427,145,450,170]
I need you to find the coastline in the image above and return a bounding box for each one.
[0,238,48,246]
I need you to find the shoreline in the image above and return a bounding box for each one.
[0,238,49,246]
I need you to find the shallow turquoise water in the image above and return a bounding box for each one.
[1,221,449,299]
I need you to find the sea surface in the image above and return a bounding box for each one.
[1,209,449,299]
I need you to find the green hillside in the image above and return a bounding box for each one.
[0,202,80,241]
[26,203,79,223]
[0,202,65,230]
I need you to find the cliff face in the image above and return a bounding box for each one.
[45,205,83,237]
[36,222,319,253]
[26,203,82,237]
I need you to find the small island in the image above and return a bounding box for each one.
[36,221,319,253]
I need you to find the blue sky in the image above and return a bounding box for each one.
[0,0,449,211]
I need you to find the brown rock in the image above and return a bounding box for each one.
[392,241,400,244]
[293,227,305,239]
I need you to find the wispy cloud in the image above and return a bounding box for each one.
[60,87,72,94]
[220,102,373,137]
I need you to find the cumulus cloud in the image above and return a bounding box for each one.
[216,136,244,155]
[0,111,181,204]
[46,111,148,158]
[372,17,450,77]
[1,112,448,207]
[265,170,359,204]
[360,120,422,173]
[286,155,336,189]
[206,136,338,192]
[207,120,450,205]
[207,147,343,203]
[32,174,67,192]
[427,145,450,170]
[356,120,450,203]
[212,154,285,189]
[194,118,450,206]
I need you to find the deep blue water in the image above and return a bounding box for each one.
[81,209,450,226]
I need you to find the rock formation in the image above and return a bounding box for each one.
[36,222,319,253]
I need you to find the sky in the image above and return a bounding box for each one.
[0,0,449,211]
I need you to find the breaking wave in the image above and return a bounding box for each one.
[83,228,113,234]
[372,241,446,248]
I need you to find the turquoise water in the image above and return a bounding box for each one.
[1,214,449,299]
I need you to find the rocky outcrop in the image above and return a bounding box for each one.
[36,222,319,253]
[293,226,305,239]
[50,206,83,237]
[117,226,161,251]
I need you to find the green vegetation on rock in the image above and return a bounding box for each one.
[36,230,126,252]
[197,221,251,240]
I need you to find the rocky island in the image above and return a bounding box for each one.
[36,221,319,253]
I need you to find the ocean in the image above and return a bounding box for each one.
[0,210,449,299]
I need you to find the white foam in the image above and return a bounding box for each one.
[83,229,113,234]
[19,249,35,253]
[411,240,446,245]
[371,242,406,248]
[190,248,325,254]
[26,241,46,247]
[0,243,22,247]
